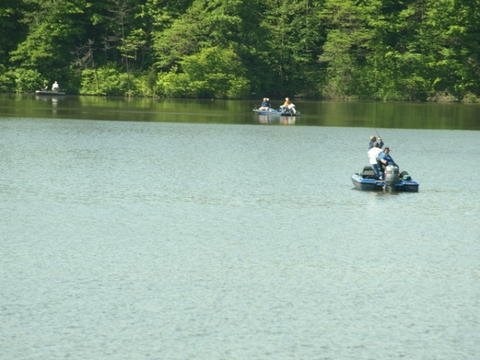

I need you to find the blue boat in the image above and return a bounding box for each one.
[352,165,419,192]
[253,107,300,116]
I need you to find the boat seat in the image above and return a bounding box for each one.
[361,165,376,178]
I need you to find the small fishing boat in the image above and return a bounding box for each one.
[352,165,419,192]
[253,107,300,117]
[35,90,66,96]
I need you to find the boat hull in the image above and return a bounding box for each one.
[253,108,299,116]
[35,90,66,96]
[351,173,419,192]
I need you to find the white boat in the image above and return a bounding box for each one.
[35,90,66,96]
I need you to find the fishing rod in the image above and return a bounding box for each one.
[374,129,383,145]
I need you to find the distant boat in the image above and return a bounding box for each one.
[35,90,66,96]
[253,107,300,117]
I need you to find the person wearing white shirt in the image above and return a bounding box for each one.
[367,142,383,179]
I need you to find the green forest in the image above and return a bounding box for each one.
[1,0,479,101]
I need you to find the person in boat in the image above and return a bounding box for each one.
[368,135,383,149]
[51,81,60,91]
[367,141,384,180]
[280,97,296,114]
[259,97,271,111]
[377,147,397,174]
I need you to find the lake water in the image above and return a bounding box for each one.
[1,96,479,359]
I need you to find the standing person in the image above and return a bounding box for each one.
[367,142,383,179]
[280,97,296,114]
[368,135,383,149]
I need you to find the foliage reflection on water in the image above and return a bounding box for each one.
[0,94,478,130]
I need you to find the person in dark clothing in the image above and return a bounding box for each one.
[368,135,384,150]
[259,97,271,110]
[377,146,398,178]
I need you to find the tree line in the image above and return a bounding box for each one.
[1,0,479,102]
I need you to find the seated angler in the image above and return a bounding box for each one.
[259,97,271,111]
[377,146,397,175]
[280,97,296,114]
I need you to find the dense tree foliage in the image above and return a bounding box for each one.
[0,0,479,101]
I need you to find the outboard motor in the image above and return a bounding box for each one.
[384,164,400,187]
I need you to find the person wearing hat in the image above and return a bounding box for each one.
[377,146,397,178]
[368,135,383,150]
[280,97,296,114]
[259,97,271,111]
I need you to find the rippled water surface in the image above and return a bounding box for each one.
[1,115,479,360]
